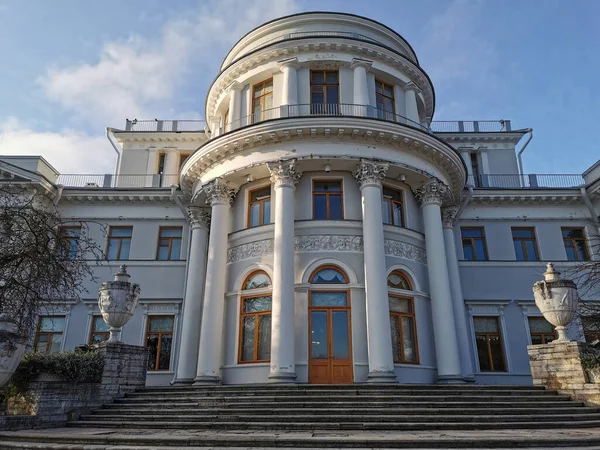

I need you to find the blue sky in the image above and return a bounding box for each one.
[0,0,598,175]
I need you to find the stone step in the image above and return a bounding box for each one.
[142,384,548,392]
[68,419,600,431]
[78,412,600,423]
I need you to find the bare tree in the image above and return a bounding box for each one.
[0,184,105,345]
[570,234,600,342]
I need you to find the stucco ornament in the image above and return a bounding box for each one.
[268,159,301,188]
[187,206,211,229]
[0,314,26,387]
[98,265,141,343]
[414,179,453,206]
[203,178,237,206]
[441,206,459,228]
[532,263,579,341]
[353,160,389,188]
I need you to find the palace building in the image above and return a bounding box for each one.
[2,12,599,386]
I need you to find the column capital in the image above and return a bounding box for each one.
[278,57,300,71]
[350,58,373,70]
[227,81,242,92]
[441,205,459,229]
[268,159,302,188]
[403,82,421,93]
[187,206,211,229]
[202,178,238,206]
[353,159,389,189]
[415,179,452,207]
[163,148,179,154]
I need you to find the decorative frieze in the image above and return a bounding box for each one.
[295,235,363,252]
[353,160,389,188]
[227,239,274,263]
[203,178,237,206]
[268,159,301,188]
[415,179,453,207]
[187,206,211,229]
[383,240,427,263]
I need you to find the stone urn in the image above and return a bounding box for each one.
[98,265,141,342]
[533,263,579,341]
[0,314,27,387]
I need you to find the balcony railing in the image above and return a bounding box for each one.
[430,120,511,132]
[468,174,585,189]
[57,174,179,188]
[123,120,205,132]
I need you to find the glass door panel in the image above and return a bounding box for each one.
[311,311,328,359]
[331,311,349,359]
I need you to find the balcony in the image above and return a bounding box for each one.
[121,120,206,132]
[468,174,585,189]
[57,174,179,188]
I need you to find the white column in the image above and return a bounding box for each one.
[228,82,242,131]
[161,149,179,187]
[173,207,211,385]
[415,180,463,383]
[442,207,475,381]
[267,159,301,382]
[146,148,158,187]
[351,58,372,117]
[279,58,299,117]
[354,160,397,383]
[404,82,420,125]
[194,178,237,385]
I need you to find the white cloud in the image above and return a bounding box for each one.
[0,118,115,174]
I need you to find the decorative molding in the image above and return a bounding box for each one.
[466,300,511,316]
[516,301,542,316]
[278,57,300,71]
[61,192,176,204]
[384,240,427,263]
[441,205,459,228]
[471,192,582,205]
[295,235,363,252]
[350,58,373,70]
[39,300,78,315]
[415,179,453,207]
[268,159,301,188]
[353,159,388,188]
[203,178,238,206]
[187,206,211,229]
[227,239,274,263]
[140,303,181,314]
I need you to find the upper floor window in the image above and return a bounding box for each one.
[179,154,190,172]
[461,227,488,261]
[473,316,506,372]
[470,152,482,187]
[382,186,404,227]
[313,180,343,220]
[252,79,273,122]
[58,226,81,260]
[34,316,65,353]
[157,152,166,175]
[156,227,182,260]
[311,70,339,114]
[527,317,556,345]
[512,227,539,261]
[106,226,132,260]
[146,315,174,371]
[248,186,271,228]
[89,315,110,344]
[376,79,395,120]
[562,227,589,261]
[239,271,272,363]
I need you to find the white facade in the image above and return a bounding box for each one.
[2,12,600,386]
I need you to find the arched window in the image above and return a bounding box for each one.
[310,265,349,284]
[387,270,418,364]
[239,271,272,363]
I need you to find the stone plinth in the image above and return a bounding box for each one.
[528,341,600,406]
[97,342,149,399]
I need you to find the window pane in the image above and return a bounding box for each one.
[392,203,403,226]
[384,85,394,97]
[531,335,542,345]
[119,239,131,259]
[474,240,487,260]
[401,316,417,362]
[160,228,182,238]
[111,228,132,237]
[264,79,273,92]
[170,240,181,260]
[390,316,401,361]
[107,239,120,260]
[91,333,107,344]
[384,98,394,112]
[250,203,260,227]
[311,311,328,359]
[383,187,402,201]
[264,94,273,109]
[514,241,525,261]
[576,241,588,261]
[257,315,271,360]
[387,272,410,290]
[262,200,270,224]
[244,296,272,313]
[512,228,533,239]
[314,181,341,192]
[326,86,339,104]
[313,194,327,219]
[389,296,411,313]
[462,228,483,238]
[251,187,270,201]
[476,335,491,371]
[376,83,383,94]
[158,334,172,370]
[50,334,62,353]
[311,291,348,307]
[332,311,349,359]
[244,272,271,290]
[525,240,538,261]
[528,317,554,333]
[474,317,498,333]
[382,199,391,225]
[241,316,256,361]
[463,243,475,261]
[149,316,174,332]
[311,71,324,84]
[489,335,505,371]
[93,316,110,332]
[329,194,342,219]
[40,317,65,332]
[311,268,347,284]
[325,71,338,84]
[562,228,584,239]
[146,334,158,370]
[157,246,169,261]
[311,91,324,105]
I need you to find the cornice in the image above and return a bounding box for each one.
[181,116,466,200]
[435,132,525,145]
[114,133,206,144]
[61,191,175,204]
[470,190,583,205]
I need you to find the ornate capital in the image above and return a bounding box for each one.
[268,159,301,188]
[415,179,452,207]
[278,57,300,71]
[441,206,459,229]
[353,160,389,189]
[202,178,237,206]
[350,58,373,71]
[187,206,211,229]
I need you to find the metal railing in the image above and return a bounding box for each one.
[123,120,205,132]
[430,120,511,132]
[468,174,585,189]
[57,174,179,188]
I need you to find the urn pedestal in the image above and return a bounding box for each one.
[98,266,141,343]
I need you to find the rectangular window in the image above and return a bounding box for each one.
[313,180,343,220]
[310,70,339,114]
[473,316,506,372]
[527,317,556,345]
[58,226,81,260]
[157,152,166,175]
[382,186,404,227]
[375,79,395,120]
[89,315,110,344]
[470,152,481,187]
[239,295,272,363]
[461,227,488,261]
[156,227,183,260]
[106,226,133,260]
[389,296,418,363]
[34,316,66,353]
[248,186,271,228]
[252,79,274,122]
[562,227,589,261]
[582,316,600,343]
[512,227,539,261]
[146,316,174,371]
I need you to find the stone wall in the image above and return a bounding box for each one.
[0,342,148,431]
[528,341,600,406]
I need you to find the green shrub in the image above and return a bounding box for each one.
[580,345,600,372]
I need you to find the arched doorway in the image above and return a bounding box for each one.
[308,265,353,384]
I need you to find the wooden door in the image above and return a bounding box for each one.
[308,291,353,384]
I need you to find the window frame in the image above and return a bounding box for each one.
[309,265,350,285]
[375,79,395,119]
[312,179,344,220]
[388,294,419,364]
[57,225,81,260]
[511,227,540,261]
[473,315,507,372]
[157,152,166,175]
[526,316,557,345]
[145,315,175,371]
[155,226,183,261]
[251,78,274,122]
[561,227,590,261]
[247,184,272,228]
[33,315,66,353]
[461,227,488,261]
[382,185,404,227]
[310,70,340,110]
[88,314,110,345]
[238,270,272,364]
[106,226,133,261]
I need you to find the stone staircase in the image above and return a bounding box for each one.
[3,384,600,448]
